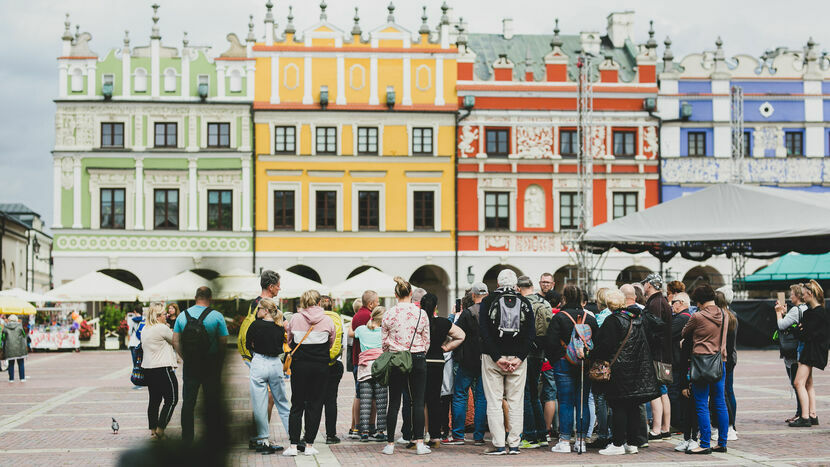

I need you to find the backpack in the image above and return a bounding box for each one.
[559,311,593,365]
[488,291,529,337]
[237,297,262,361]
[181,307,213,363]
[529,294,553,338]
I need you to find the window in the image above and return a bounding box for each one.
[412,191,435,230]
[785,131,803,156]
[612,192,638,219]
[560,130,577,156]
[486,128,510,157]
[134,68,147,93]
[274,126,296,154]
[207,123,230,148]
[229,69,242,93]
[163,68,177,92]
[316,127,337,155]
[315,190,337,230]
[154,123,177,148]
[687,131,706,156]
[357,127,378,155]
[70,68,84,92]
[559,192,581,230]
[412,127,433,154]
[613,131,636,156]
[273,190,295,230]
[101,123,124,148]
[154,189,179,229]
[484,192,510,229]
[743,131,751,157]
[207,190,232,231]
[100,188,125,229]
[357,191,379,230]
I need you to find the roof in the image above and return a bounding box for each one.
[745,253,830,283]
[466,33,638,82]
[0,203,37,215]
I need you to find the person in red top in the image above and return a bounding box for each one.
[349,291,378,439]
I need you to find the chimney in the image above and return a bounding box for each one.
[606,11,634,48]
[502,18,514,40]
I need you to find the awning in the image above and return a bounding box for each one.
[0,295,37,315]
[745,253,830,283]
[140,270,214,302]
[45,271,141,302]
[583,184,830,260]
[329,267,397,299]
[213,268,328,300]
[0,288,49,305]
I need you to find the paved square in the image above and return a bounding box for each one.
[1,349,828,466]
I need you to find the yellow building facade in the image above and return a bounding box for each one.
[252,3,458,308]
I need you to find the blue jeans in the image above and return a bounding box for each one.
[249,353,291,441]
[553,358,590,441]
[451,364,486,441]
[8,358,24,381]
[692,362,729,449]
[522,357,546,442]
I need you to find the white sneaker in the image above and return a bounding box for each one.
[727,427,738,441]
[395,437,409,445]
[282,447,298,457]
[624,444,638,454]
[20,379,26,383]
[574,440,586,453]
[674,440,689,452]
[686,439,700,451]
[382,444,395,455]
[551,441,571,453]
[710,428,718,440]
[599,444,625,455]
[303,446,319,456]
[416,443,431,455]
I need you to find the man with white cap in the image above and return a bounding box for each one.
[641,273,673,440]
[478,269,534,455]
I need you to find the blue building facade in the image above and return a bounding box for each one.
[658,38,830,201]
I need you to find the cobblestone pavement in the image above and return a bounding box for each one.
[1,349,829,466]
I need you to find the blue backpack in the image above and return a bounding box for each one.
[559,311,593,365]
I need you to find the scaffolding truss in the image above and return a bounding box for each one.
[730,85,747,297]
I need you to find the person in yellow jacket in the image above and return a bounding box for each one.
[320,295,345,444]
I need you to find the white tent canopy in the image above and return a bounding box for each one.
[45,271,141,302]
[583,184,830,257]
[0,288,50,305]
[213,268,328,300]
[139,270,213,302]
[329,267,397,299]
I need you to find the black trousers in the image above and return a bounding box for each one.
[680,391,699,441]
[323,360,344,437]
[146,366,178,430]
[289,361,329,445]
[181,361,222,444]
[387,354,426,442]
[609,400,642,447]
[425,362,445,440]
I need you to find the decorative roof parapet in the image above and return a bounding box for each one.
[440,1,450,26]
[711,36,731,79]
[285,6,296,35]
[419,6,430,35]
[662,36,675,73]
[387,2,395,23]
[319,0,327,21]
[150,4,161,40]
[247,15,256,42]
[351,7,361,36]
[62,14,73,41]
[804,37,822,79]
[646,20,657,51]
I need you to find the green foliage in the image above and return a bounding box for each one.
[100,303,124,333]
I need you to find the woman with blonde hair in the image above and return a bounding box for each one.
[246,297,290,454]
[349,306,389,441]
[282,290,336,456]
[140,302,178,440]
[776,283,808,423]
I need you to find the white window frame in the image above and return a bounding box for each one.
[94,116,131,149]
[134,68,148,93]
[163,67,178,92]
[88,169,135,230]
[270,123,299,155]
[148,116,186,149]
[609,190,641,220]
[351,183,386,232]
[198,171,242,231]
[228,68,243,93]
[267,182,302,232]
[606,178,646,222]
[309,183,343,232]
[143,171,189,231]
[201,119,236,149]
[554,189,582,232]
[315,126,338,155]
[407,183,441,232]
[70,67,84,92]
[481,190,513,231]
[356,126,379,155]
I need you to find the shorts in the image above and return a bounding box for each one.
[541,367,557,402]
[660,384,668,395]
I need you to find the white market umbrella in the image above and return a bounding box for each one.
[329,267,397,299]
[140,270,214,302]
[0,288,49,305]
[213,268,328,300]
[274,269,329,299]
[45,271,141,302]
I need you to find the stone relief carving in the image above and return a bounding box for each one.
[523,185,545,228]
[458,125,479,157]
[60,157,75,189]
[753,126,785,158]
[484,234,557,252]
[662,158,827,184]
[643,126,658,157]
[590,126,606,158]
[607,178,645,189]
[198,171,242,186]
[484,235,509,249]
[516,126,553,158]
[479,177,516,188]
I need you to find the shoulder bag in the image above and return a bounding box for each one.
[283,326,313,374]
[589,317,632,382]
[374,308,423,379]
[690,308,726,384]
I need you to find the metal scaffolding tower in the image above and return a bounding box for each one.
[730,85,748,297]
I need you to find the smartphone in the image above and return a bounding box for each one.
[777,292,786,307]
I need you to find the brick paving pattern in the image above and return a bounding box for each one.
[1,349,828,466]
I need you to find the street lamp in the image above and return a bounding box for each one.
[466,266,475,285]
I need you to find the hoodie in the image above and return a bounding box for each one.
[285,305,336,365]
[2,321,28,359]
[681,304,728,361]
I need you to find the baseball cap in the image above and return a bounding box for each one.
[517,275,533,288]
[497,269,518,288]
[471,282,488,295]
[641,273,664,289]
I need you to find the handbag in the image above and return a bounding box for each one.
[778,307,803,359]
[654,361,673,384]
[283,326,313,374]
[130,345,147,386]
[375,308,423,380]
[690,308,727,384]
[589,318,632,383]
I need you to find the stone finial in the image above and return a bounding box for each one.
[646,20,657,50]
[247,14,256,42]
[285,6,296,34]
[351,7,362,36]
[75,25,80,41]
[123,30,130,47]
[455,17,467,47]
[550,18,563,49]
[320,0,327,21]
[150,4,161,40]
[265,0,274,23]
[419,6,430,34]
[663,36,674,66]
[62,13,73,41]
[440,1,450,25]
[387,2,395,23]
[806,36,818,59]
[183,31,189,47]
[714,36,724,59]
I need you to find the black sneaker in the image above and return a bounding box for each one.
[508,446,519,455]
[257,444,284,454]
[473,439,485,446]
[587,437,609,448]
[810,416,819,426]
[648,432,663,440]
[326,435,341,445]
[406,442,416,449]
[484,447,506,455]
[371,432,387,442]
[662,432,672,440]
[789,417,812,427]
[298,441,306,452]
[712,445,727,453]
[248,440,260,450]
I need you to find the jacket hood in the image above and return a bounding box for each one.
[300,305,327,325]
[624,304,642,316]
[697,304,724,324]
[4,321,21,331]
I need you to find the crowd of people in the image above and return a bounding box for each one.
[125,268,828,458]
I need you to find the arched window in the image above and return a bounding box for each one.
[163,68,177,92]
[134,68,148,92]
[70,68,84,92]
[229,69,242,93]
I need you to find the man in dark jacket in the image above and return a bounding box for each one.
[445,282,489,445]
[668,292,692,434]
[479,269,534,455]
[641,273,673,440]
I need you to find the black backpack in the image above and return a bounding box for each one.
[181,307,213,363]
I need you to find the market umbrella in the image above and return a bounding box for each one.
[0,288,49,305]
[140,270,214,302]
[213,268,328,300]
[0,295,37,315]
[329,267,397,299]
[45,271,141,302]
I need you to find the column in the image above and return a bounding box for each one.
[72,156,82,228]
[241,157,251,231]
[181,49,190,98]
[477,124,485,157]
[188,157,198,231]
[52,158,62,228]
[434,57,445,106]
[369,55,379,105]
[134,157,144,230]
[335,54,346,105]
[302,54,312,105]
[217,65,226,98]
[87,62,97,99]
[151,39,160,98]
[270,55,280,104]
[402,57,412,105]
[58,62,68,98]
[122,50,131,98]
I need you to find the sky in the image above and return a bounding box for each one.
[1,0,828,230]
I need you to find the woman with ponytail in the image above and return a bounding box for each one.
[786,280,828,427]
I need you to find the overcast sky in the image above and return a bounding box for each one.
[1,0,827,229]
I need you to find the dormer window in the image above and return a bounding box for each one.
[134,68,148,93]
[70,68,84,92]
[229,69,242,93]
[163,68,177,92]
